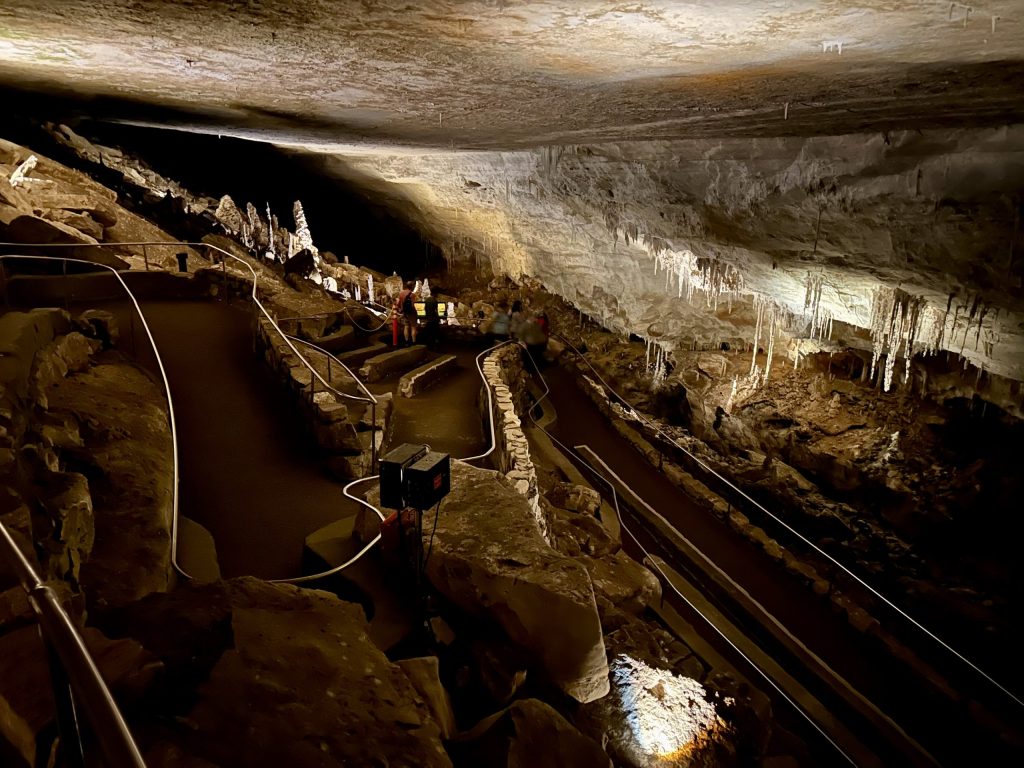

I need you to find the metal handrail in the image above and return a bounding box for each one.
[0,253,187,581]
[0,514,147,767]
[0,241,393,581]
[551,332,1024,710]
[516,344,860,767]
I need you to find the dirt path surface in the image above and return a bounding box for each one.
[139,298,356,579]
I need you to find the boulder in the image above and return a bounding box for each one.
[40,209,105,239]
[122,578,453,768]
[0,626,54,768]
[547,483,602,516]
[3,212,98,246]
[578,654,734,768]
[397,656,457,739]
[583,550,662,616]
[29,470,94,583]
[314,325,356,353]
[76,309,120,347]
[451,699,611,768]
[0,309,71,398]
[424,461,609,703]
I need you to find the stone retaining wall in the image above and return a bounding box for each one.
[399,355,457,398]
[568,371,974,693]
[479,344,546,541]
[257,318,385,479]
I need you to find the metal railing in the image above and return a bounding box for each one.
[550,332,1024,711]
[0,242,392,582]
[0,253,187,578]
[0,516,147,767]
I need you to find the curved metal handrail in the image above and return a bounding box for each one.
[516,343,859,767]
[0,253,188,582]
[550,332,1024,710]
[0,241,394,586]
[282,334,377,406]
[0,525,147,767]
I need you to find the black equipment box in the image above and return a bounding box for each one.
[379,443,427,509]
[404,451,451,510]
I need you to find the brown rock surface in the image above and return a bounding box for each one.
[98,577,452,768]
[47,359,173,605]
[425,460,609,703]
[452,698,611,768]
[0,625,54,768]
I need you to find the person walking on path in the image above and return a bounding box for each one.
[487,301,511,346]
[520,310,549,373]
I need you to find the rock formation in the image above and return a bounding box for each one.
[425,460,610,703]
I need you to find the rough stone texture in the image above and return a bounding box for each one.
[0,625,53,768]
[451,699,611,768]
[46,360,174,606]
[97,577,452,768]
[396,656,457,740]
[425,460,609,704]
[359,345,429,383]
[399,354,457,397]
[481,345,544,535]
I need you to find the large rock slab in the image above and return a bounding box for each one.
[359,345,429,382]
[425,461,609,703]
[451,698,611,768]
[98,577,452,768]
[47,362,173,606]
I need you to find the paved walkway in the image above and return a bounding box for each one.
[139,299,358,579]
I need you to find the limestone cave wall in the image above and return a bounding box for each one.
[310,126,1024,383]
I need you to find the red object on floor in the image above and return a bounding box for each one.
[380,508,418,567]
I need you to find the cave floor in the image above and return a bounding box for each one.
[138,298,360,580]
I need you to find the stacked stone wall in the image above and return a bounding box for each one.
[256,318,386,479]
[479,344,546,541]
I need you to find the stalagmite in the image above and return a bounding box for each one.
[8,154,38,186]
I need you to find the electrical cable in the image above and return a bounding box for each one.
[423,498,443,571]
[550,333,1024,710]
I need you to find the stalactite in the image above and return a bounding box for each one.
[750,297,765,376]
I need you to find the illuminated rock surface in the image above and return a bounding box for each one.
[425,460,610,703]
[1,1,1021,385]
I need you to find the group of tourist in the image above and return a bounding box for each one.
[486,299,550,368]
[391,280,441,348]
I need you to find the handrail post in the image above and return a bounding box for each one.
[327,356,332,383]
[62,259,69,312]
[44,637,86,768]
[371,402,377,469]
[1,259,7,309]
[142,244,149,272]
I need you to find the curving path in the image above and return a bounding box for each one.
[138,298,357,579]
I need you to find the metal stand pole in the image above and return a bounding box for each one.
[44,640,86,768]
[371,403,377,469]
[142,244,149,272]
[62,260,69,312]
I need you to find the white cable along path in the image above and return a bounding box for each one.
[0,252,189,584]
[0,243,518,586]
[548,332,1024,711]
[0,242,384,582]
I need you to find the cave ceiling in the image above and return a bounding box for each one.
[2,1,1023,378]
